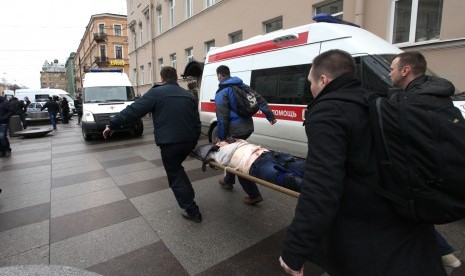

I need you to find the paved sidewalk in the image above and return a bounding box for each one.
[0,117,463,275]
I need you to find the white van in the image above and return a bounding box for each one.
[15,88,76,114]
[183,18,403,157]
[81,68,143,141]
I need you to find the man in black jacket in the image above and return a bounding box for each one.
[41,96,60,130]
[389,51,461,268]
[0,96,14,157]
[103,67,202,222]
[279,50,445,275]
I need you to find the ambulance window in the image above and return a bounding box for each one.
[357,55,393,97]
[251,64,311,105]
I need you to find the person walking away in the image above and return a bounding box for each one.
[102,66,202,223]
[389,50,462,269]
[0,96,14,157]
[74,95,83,125]
[10,97,27,129]
[279,49,446,276]
[215,65,277,205]
[60,98,70,124]
[41,97,59,130]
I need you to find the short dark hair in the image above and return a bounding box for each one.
[160,66,178,81]
[311,49,356,80]
[393,51,427,76]
[216,65,230,77]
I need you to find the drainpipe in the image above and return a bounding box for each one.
[355,0,365,28]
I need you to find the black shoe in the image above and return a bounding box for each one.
[243,195,263,206]
[218,179,233,190]
[181,210,202,223]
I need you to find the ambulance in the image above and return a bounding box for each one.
[183,16,404,157]
[81,68,143,141]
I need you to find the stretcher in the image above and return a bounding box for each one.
[191,145,301,198]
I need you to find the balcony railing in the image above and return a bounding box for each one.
[94,56,109,67]
[93,33,107,42]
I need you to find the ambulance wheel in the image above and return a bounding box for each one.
[82,128,92,141]
[210,125,218,144]
[133,119,144,137]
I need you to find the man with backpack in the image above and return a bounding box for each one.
[389,51,462,268]
[279,50,446,275]
[215,65,276,206]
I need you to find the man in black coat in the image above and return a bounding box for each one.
[103,67,202,222]
[279,50,445,275]
[0,96,14,157]
[389,51,462,268]
[41,96,60,130]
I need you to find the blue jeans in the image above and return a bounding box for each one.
[48,112,57,129]
[160,141,200,216]
[435,229,454,255]
[0,124,11,153]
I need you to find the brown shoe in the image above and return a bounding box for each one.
[243,195,263,205]
[218,179,233,190]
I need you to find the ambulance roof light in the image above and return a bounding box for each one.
[89,68,123,73]
[312,13,360,28]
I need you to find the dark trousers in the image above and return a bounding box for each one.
[18,113,27,128]
[160,141,199,215]
[61,109,69,124]
[224,133,261,198]
[0,124,11,153]
[435,229,454,255]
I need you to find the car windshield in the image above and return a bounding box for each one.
[83,86,135,103]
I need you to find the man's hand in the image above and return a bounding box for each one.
[102,125,115,139]
[279,256,304,276]
[271,119,277,125]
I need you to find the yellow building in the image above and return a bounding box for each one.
[75,13,130,93]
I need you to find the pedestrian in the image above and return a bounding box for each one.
[0,96,14,157]
[102,66,202,222]
[187,81,199,103]
[41,96,59,130]
[60,97,70,124]
[215,65,277,205]
[389,50,462,268]
[279,49,446,275]
[10,97,27,129]
[74,94,83,125]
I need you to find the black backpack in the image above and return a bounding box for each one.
[368,95,465,224]
[317,90,465,224]
[230,85,259,117]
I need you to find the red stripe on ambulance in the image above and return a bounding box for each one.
[200,102,306,122]
[207,32,309,63]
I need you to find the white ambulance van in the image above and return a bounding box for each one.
[183,17,403,157]
[15,88,76,114]
[81,68,143,141]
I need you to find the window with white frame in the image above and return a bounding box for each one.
[140,66,145,85]
[205,40,215,55]
[206,0,215,8]
[158,58,164,73]
[229,30,243,44]
[132,32,137,50]
[148,62,153,83]
[100,45,106,60]
[169,0,176,27]
[145,13,150,41]
[170,53,177,69]
[157,8,163,34]
[391,0,443,44]
[133,68,138,86]
[114,24,122,36]
[186,0,193,18]
[263,17,283,33]
[115,45,123,59]
[186,47,194,62]
[98,23,105,35]
[139,23,143,45]
[314,0,343,19]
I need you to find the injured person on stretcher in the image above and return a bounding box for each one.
[194,139,305,192]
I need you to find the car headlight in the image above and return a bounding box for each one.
[82,111,95,122]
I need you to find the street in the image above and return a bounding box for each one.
[0,117,464,275]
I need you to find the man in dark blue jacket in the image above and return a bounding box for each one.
[103,67,202,222]
[0,96,14,157]
[215,65,276,206]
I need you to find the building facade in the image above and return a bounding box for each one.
[65,52,77,97]
[126,0,465,93]
[40,59,67,90]
[75,13,130,94]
